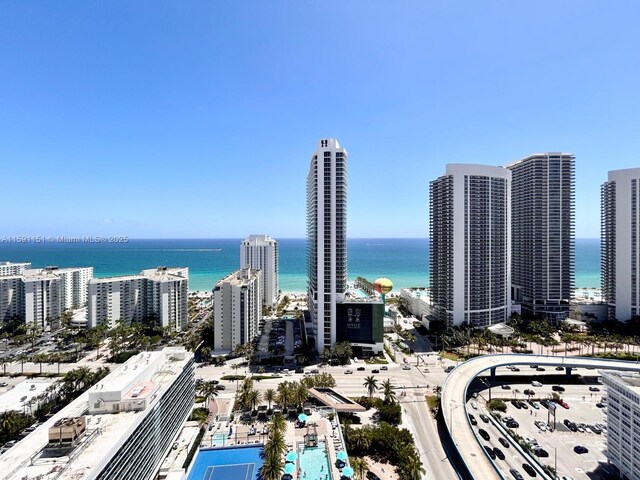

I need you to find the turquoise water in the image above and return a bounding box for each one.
[211,432,228,447]
[298,441,332,480]
[0,238,601,292]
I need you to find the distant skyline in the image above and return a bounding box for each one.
[1,1,639,239]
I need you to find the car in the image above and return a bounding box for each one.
[551,385,565,392]
[576,425,585,433]
[479,414,490,423]
[3,440,16,448]
[471,401,478,409]
[366,472,381,480]
[596,402,605,408]
[512,367,520,372]
[564,419,578,432]
[522,463,537,477]
[534,421,547,431]
[371,369,379,373]
[524,437,538,446]
[380,366,388,370]
[518,401,528,409]
[402,365,411,371]
[530,365,538,369]
[560,477,574,480]
[501,416,513,424]
[499,437,510,448]
[529,401,540,410]
[584,426,593,434]
[510,469,525,480]
[344,369,353,374]
[533,447,549,458]
[555,366,564,371]
[211,380,220,385]
[478,429,490,441]
[559,400,569,409]
[506,420,519,428]
[444,365,454,373]
[511,400,522,409]
[0,382,7,387]
[214,384,226,390]
[493,447,505,460]
[357,366,365,371]
[536,367,545,372]
[574,445,588,454]
[468,414,477,425]
[590,425,602,434]
[248,426,256,435]
[472,392,478,398]
[501,385,511,390]
[531,381,542,387]
[589,386,600,392]
[484,445,496,459]
[295,367,304,373]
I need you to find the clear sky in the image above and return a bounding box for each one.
[1,1,638,239]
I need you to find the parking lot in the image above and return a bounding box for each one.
[469,367,614,480]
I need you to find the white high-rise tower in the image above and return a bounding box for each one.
[429,164,511,327]
[240,234,279,307]
[307,138,347,353]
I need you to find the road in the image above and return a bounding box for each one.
[442,354,640,480]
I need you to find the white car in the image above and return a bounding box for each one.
[402,365,411,370]
[471,401,478,410]
[525,437,538,446]
[534,421,547,431]
[344,369,353,374]
[531,381,542,387]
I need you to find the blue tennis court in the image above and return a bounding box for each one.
[187,445,263,480]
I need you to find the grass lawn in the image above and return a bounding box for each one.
[439,350,462,361]
[365,356,389,365]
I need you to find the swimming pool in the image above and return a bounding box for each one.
[210,432,228,447]
[298,441,332,480]
[187,444,263,480]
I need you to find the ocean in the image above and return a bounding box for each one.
[0,238,601,292]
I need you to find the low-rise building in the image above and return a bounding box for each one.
[0,347,195,480]
[400,288,433,324]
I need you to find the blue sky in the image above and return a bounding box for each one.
[1,1,638,238]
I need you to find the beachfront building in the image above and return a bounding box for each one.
[307,138,348,353]
[0,261,31,276]
[0,347,195,480]
[212,267,262,352]
[507,153,575,322]
[23,268,62,329]
[240,234,279,307]
[0,275,24,324]
[600,370,640,479]
[602,168,640,322]
[87,267,189,330]
[429,164,511,327]
[49,266,94,310]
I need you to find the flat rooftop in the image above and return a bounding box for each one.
[0,378,55,414]
[602,370,640,391]
[0,348,193,480]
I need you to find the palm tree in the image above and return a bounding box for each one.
[350,456,369,480]
[247,389,261,412]
[363,376,378,398]
[381,379,396,404]
[276,382,292,408]
[264,388,276,412]
[270,412,286,435]
[258,449,284,480]
[262,429,287,459]
[196,380,219,410]
[399,453,425,480]
[293,382,308,408]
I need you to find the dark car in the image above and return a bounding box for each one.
[501,384,511,390]
[512,367,520,372]
[506,420,519,428]
[357,366,365,371]
[484,445,496,460]
[479,414,490,423]
[295,367,304,373]
[518,401,528,409]
[552,385,565,392]
[589,386,600,392]
[214,384,226,390]
[510,469,525,480]
[468,414,477,425]
[596,402,606,408]
[530,365,538,369]
[522,463,537,477]
[555,366,564,371]
[478,429,490,441]
[499,437,510,448]
[493,447,505,460]
[536,367,545,372]
[533,448,549,458]
[574,445,589,454]
[372,369,380,373]
[511,400,522,409]
[366,472,381,480]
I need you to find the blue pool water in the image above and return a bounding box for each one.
[187,445,263,480]
[210,432,228,447]
[298,441,332,480]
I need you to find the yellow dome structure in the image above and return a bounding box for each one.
[373,278,393,295]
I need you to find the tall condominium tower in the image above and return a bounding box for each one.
[240,234,279,307]
[601,168,640,322]
[307,138,347,352]
[212,267,262,352]
[507,153,575,322]
[429,164,511,327]
[0,262,31,276]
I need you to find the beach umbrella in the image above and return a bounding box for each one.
[286,451,297,462]
[336,451,348,461]
[342,466,354,477]
[284,463,296,475]
[298,413,308,422]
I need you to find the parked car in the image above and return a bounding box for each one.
[518,401,528,409]
[479,414,490,423]
[471,401,478,410]
[499,437,510,448]
[357,366,365,371]
[366,472,381,480]
[574,445,589,454]
[506,420,519,428]
[522,463,537,477]
[596,402,606,408]
[559,400,569,409]
[534,421,547,431]
[510,469,525,480]
[468,413,477,425]
[533,447,549,458]
[511,400,522,409]
[530,365,538,369]
[529,401,540,410]
[478,429,490,441]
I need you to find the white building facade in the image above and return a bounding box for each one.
[51,266,94,310]
[429,164,511,327]
[212,268,262,352]
[600,370,640,480]
[240,234,279,307]
[602,168,640,322]
[0,276,24,324]
[23,269,62,329]
[87,267,188,330]
[507,153,575,322]
[0,262,31,276]
[307,138,348,353]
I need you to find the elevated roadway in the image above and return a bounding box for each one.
[441,354,640,480]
